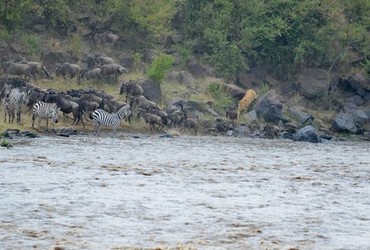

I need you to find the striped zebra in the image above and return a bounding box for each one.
[2,93,11,123]
[2,88,30,123]
[32,101,59,130]
[91,105,132,135]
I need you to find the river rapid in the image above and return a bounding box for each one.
[0,134,369,249]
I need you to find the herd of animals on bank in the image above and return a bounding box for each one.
[0,56,257,135]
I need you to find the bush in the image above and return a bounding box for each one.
[1,139,13,149]
[22,34,41,59]
[208,82,234,112]
[147,53,174,83]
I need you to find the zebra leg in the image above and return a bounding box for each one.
[46,119,49,131]
[31,114,36,128]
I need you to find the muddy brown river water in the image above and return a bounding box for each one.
[0,134,369,249]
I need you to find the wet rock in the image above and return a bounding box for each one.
[20,131,37,138]
[57,128,78,137]
[255,90,288,123]
[293,125,321,143]
[280,132,294,140]
[331,108,365,134]
[159,133,175,139]
[234,124,251,136]
[343,103,369,128]
[288,106,314,125]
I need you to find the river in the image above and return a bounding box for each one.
[0,134,369,249]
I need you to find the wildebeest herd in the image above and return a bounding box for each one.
[0,77,199,134]
[0,54,127,86]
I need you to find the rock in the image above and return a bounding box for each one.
[347,73,370,92]
[166,70,195,86]
[234,124,251,136]
[288,106,314,125]
[297,68,330,98]
[139,78,162,103]
[243,110,258,122]
[255,90,288,123]
[225,84,245,100]
[331,111,358,133]
[293,125,321,143]
[343,103,369,128]
[41,51,74,70]
[20,131,37,138]
[187,58,208,78]
[57,128,78,137]
[280,132,294,140]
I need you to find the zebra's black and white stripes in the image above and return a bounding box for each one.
[91,105,132,134]
[2,94,11,123]
[2,88,30,123]
[32,101,59,130]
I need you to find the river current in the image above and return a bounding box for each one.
[0,135,369,249]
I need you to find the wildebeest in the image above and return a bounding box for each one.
[100,63,127,83]
[119,80,144,102]
[80,68,102,82]
[55,63,81,84]
[131,95,158,110]
[21,61,51,83]
[1,62,33,80]
[138,109,165,131]
[86,55,115,69]
[93,31,119,46]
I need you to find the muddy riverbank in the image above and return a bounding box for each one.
[1,135,369,249]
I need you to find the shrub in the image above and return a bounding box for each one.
[22,34,41,59]
[147,53,174,83]
[208,82,234,112]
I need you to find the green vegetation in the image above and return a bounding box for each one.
[0,0,368,82]
[0,139,12,149]
[147,53,174,83]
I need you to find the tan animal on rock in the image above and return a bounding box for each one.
[237,89,257,119]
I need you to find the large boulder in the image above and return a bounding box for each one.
[331,111,358,133]
[293,125,321,143]
[225,84,245,100]
[41,51,74,70]
[288,106,314,126]
[166,70,195,86]
[255,90,288,123]
[342,103,369,129]
[346,73,370,92]
[297,68,330,98]
[139,78,161,103]
[187,58,211,78]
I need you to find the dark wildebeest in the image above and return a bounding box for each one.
[93,31,119,46]
[86,55,115,69]
[2,62,33,80]
[55,63,81,84]
[119,80,144,102]
[100,63,127,84]
[80,68,102,83]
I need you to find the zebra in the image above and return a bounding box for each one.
[2,93,11,123]
[2,88,30,123]
[32,101,59,130]
[91,105,132,135]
